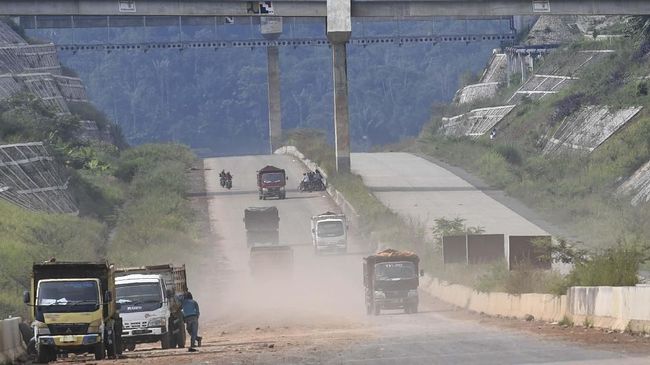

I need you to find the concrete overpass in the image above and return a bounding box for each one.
[3,0,650,17]
[7,1,650,172]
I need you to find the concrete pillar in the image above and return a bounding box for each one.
[327,0,352,173]
[261,17,283,153]
[330,42,351,172]
[266,45,282,153]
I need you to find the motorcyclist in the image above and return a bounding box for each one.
[225,171,232,181]
[219,170,226,187]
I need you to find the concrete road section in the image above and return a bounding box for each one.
[92,154,649,364]
[351,152,547,236]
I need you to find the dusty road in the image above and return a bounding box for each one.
[65,154,650,364]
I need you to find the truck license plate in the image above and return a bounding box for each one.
[62,335,75,343]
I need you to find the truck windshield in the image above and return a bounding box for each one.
[116,283,163,312]
[317,221,344,237]
[375,262,416,280]
[262,172,284,183]
[37,280,99,312]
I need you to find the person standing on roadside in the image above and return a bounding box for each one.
[182,292,202,351]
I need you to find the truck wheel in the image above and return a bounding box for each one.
[94,341,106,360]
[366,303,372,315]
[404,305,412,314]
[411,303,418,314]
[36,346,55,363]
[106,326,118,359]
[280,193,286,199]
[373,304,381,316]
[161,331,172,349]
[125,343,136,352]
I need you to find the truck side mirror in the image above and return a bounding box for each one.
[23,291,30,304]
[166,289,174,298]
[104,290,112,303]
[419,269,424,277]
[115,302,122,311]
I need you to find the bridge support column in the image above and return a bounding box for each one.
[262,17,283,153]
[267,45,282,153]
[330,41,351,172]
[327,0,352,173]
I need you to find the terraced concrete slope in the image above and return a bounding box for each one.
[351,152,547,237]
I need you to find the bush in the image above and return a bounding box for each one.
[566,244,647,287]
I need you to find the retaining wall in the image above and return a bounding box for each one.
[422,276,567,323]
[568,286,650,332]
[0,317,25,364]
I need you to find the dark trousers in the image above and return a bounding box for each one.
[185,316,199,347]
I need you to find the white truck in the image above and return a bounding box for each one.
[115,264,187,351]
[311,212,348,254]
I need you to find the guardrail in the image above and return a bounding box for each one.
[0,317,26,364]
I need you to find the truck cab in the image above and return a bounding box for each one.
[311,212,347,254]
[24,261,122,363]
[363,250,421,315]
[115,265,187,351]
[257,165,287,200]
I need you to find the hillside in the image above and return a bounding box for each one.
[409,16,650,250]
[0,20,209,319]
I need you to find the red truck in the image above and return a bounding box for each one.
[257,165,287,200]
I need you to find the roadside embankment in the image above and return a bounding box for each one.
[0,317,25,364]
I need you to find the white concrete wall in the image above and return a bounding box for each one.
[0,317,26,364]
[568,286,650,332]
[422,276,567,322]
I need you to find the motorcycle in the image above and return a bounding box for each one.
[299,178,325,192]
[219,176,226,188]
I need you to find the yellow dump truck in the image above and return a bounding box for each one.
[23,261,122,362]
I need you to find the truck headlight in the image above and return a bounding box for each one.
[262,188,268,192]
[337,240,346,246]
[148,317,166,327]
[408,289,418,297]
[40,337,55,345]
[374,291,385,299]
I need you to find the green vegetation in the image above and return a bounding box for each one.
[0,200,107,317]
[0,96,204,318]
[413,30,650,251]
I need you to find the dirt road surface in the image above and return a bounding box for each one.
[57,154,650,364]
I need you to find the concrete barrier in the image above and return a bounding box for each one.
[568,286,650,332]
[275,146,360,226]
[0,317,26,364]
[422,276,567,323]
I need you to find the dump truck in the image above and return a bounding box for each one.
[311,212,347,254]
[115,264,187,351]
[249,245,294,277]
[244,206,280,247]
[363,249,422,315]
[23,261,122,362]
[257,165,287,200]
